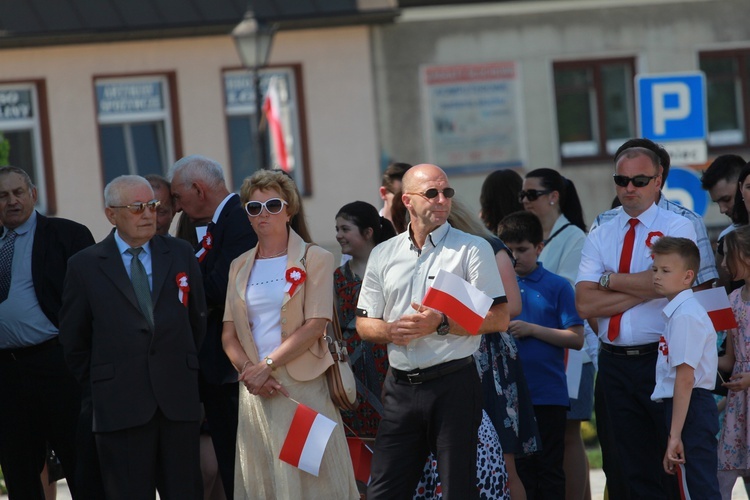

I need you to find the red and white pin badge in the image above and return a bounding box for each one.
[176,272,190,307]
[285,267,306,296]
[195,233,213,263]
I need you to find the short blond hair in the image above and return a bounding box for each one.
[650,236,700,276]
[240,170,300,218]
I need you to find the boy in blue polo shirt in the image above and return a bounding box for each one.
[499,211,584,500]
[650,236,720,498]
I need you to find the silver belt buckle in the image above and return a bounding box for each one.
[626,348,640,356]
[406,372,422,385]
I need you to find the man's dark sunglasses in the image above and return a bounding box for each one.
[613,174,658,188]
[518,189,551,203]
[408,187,456,200]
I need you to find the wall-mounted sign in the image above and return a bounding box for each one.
[96,81,164,116]
[0,89,33,121]
[421,61,525,173]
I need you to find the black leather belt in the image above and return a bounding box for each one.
[0,337,59,361]
[392,356,474,385]
[599,341,659,357]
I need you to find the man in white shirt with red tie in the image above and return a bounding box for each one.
[576,145,697,500]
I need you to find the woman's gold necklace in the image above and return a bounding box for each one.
[257,247,287,259]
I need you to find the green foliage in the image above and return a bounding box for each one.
[587,444,603,469]
[0,132,9,166]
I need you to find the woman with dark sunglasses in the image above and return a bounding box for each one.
[221,169,358,499]
[522,168,595,500]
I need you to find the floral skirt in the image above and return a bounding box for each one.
[475,331,540,456]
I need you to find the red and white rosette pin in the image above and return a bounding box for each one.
[285,267,306,296]
[176,272,190,307]
[195,233,213,263]
[645,231,664,258]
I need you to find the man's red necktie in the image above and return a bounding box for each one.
[607,218,639,341]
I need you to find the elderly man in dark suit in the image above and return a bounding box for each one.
[60,175,207,500]
[169,155,256,498]
[0,165,94,499]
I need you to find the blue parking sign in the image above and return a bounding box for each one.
[637,73,707,142]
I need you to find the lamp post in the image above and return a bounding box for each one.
[232,12,277,171]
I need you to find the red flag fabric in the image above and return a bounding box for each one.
[694,287,738,331]
[346,436,373,485]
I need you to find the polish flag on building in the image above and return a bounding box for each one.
[422,269,493,335]
[279,403,337,476]
[263,76,290,172]
[694,287,738,331]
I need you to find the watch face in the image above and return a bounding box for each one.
[265,358,273,366]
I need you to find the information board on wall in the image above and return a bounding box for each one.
[421,61,524,173]
[96,81,164,116]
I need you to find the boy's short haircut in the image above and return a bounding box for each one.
[650,236,700,276]
[498,210,543,245]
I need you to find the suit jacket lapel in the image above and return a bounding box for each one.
[150,236,170,306]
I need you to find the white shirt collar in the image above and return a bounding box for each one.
[212,193,237,224]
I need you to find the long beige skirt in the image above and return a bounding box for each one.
[234,366,359,499]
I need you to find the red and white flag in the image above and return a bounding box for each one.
[694,287,738,331]
[279,403,337,476]
[422,269,493,335]
[263,76,290,172]
[346,436,373,485]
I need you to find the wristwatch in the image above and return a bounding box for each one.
[437,313,450,336]
[264,356,275,370]
[599,272,613,289]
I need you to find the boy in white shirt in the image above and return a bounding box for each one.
[650,236,720,498]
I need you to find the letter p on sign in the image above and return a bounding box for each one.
[637,73,706,143]
[652,83,690,135]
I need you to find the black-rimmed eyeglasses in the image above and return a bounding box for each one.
[518,189,551,203]
[612,174,658,188]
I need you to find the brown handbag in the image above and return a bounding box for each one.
[325,306,359,411]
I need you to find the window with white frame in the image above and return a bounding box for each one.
[553,58,636,161]
[95,76,176,183]
[699,50,750,148]
[223,66,308,193]
[0,83,49,212]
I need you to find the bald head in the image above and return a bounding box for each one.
[402,164,447,193]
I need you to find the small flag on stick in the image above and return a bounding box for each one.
[279,403,337,476]
[694,287,738,331]
[422,269,493,335]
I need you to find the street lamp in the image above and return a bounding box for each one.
[232,12,277,170]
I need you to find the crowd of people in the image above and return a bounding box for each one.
[1,137,750,500]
